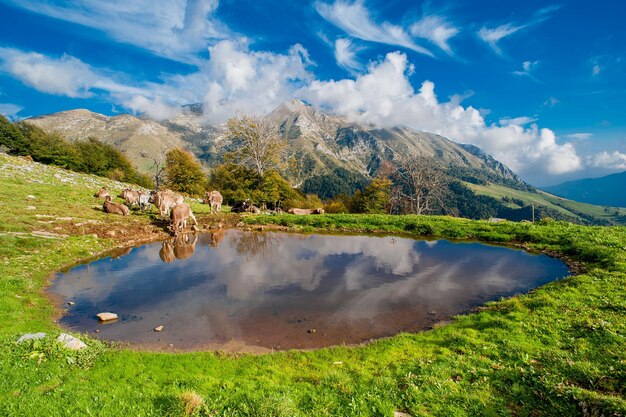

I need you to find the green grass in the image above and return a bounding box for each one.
[464,181,626,225]
[1,153,625,416]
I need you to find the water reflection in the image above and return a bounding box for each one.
[49,230,569,351]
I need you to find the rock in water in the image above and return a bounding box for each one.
[154,325,164,332]
[17,332,47,343]
[57,333,87,350]
[97,312,118,322]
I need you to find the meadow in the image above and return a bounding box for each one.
[0,153,624,416]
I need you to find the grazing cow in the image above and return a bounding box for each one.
[204,190,223,214]
[170,203,198,236]
[103,196,130,216]
[287,208,325,215]
[94,187,110,199]
[150,190,184,218]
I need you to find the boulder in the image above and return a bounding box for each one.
[57,333,87,350]
[17,332,47,343]
[96,312,118,322]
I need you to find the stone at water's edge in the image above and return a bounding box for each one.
[97,312,118,322]
[57,333,87,350]
[16,332,47,343]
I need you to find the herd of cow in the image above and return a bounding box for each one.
[94,186,224,236]
[94,185,326,236]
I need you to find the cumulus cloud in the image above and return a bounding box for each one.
[587,151,626,170]
[0,103,23,118]
[298,51,582,176]
[0,47,179,119]
[315,0,433,56]
[410,15,459,55]
[3,0,229,62]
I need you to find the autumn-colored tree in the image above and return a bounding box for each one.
[165,148,207,196]
[351,176,392,214]
[225,114,285,182]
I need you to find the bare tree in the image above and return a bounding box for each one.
[225,114,285,180]
[141,144,167,189]
[394,156,447,215]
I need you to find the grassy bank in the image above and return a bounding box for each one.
[1,153,625,416]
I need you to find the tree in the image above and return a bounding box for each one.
[225,114,285,181]
[393,157,447,215]
[165,148,207,196]
[350,176,392,214]
[141,144,167,189]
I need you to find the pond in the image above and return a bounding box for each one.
[48,230,569,352]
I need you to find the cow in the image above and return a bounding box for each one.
[150,190,184,218]
[170,203,198,236]
[231,199,251,213]
[120,188,140,208]
[137,191,151,212]
[287,208,325,215]
[94,187,110,199]
[204,190,223,214]
[103,196,130,216]
[208,229,225,248]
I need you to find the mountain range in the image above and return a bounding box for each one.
[544,171,626,208]
[27,100,626,225]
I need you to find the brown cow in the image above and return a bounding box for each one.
[94,187,110,199]
[204,190,223,214]
[119,188,140,208]
[170,203,198,236]
[103,196,130,216]
[287,208,325,215]
[150,190,184,218]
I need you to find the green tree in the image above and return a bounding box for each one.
[350,176,392,214]
[0,115,27,152]
[165,148,207,196]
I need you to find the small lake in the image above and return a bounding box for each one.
[49,230,569,352]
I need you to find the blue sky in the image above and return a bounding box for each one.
[0,0,624,185]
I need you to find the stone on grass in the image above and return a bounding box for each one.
[17,333,47,343]
[57,333,87,350]
[96,312,118,322]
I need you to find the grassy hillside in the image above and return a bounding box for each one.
[1,153,625,416]
[464,181,626,225]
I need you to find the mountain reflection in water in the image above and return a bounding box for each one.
[49,230,569,351]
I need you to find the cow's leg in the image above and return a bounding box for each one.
[190,213,198,226]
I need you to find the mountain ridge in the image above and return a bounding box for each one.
[543,171,626,208]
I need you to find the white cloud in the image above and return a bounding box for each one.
[0,47,179,119]
[565,133,593,141]
[315,0,433,56]
[543,97,559,108]
[299,51,583,176]
[499,116,537,126]
[3,0,229,62]
[587,151,626,170]
[0,48,99,98]
[478,5,560,54]
[0,103,23,118]
[410,15,459,54]
[513,60,539,77]
[334,38,362,74]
